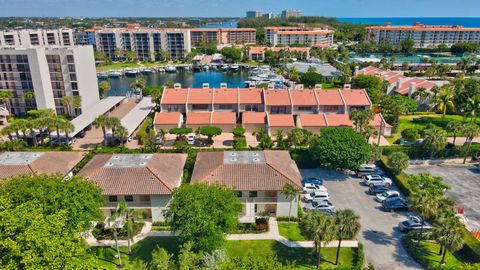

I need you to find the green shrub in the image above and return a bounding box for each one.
[289,148,317,169]
[379,155,412,196]
[152,221,171,226]
[169,127,193,135]
[353,243,365,270]
[276,216,300,222]
[233,137,247,149]
[232,128,246,137]
[461,227,480,261]
[135,117,153,144]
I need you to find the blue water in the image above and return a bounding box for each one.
[197,20,238,29]
[105,70,249,96]
[338,17,480,27]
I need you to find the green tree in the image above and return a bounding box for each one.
[353,75,383,103]
[387,151,410,174]
[303,211,336,268]
[151,247,174,270]
[93,114,110,146]
[408,190,439,245]
[435,85,455,122]
[401,128,421,142]
[349,109,375,137]
[287,128,313,148]
[461,123,480,164]
[446,121,463,145]
[125,50,137,63]
[169,127,193,141]
[198,126,222,145]
[400,39,415,53]
[309,127,371,170]
[220,47,242,63]
[164,184,242,252]
[114,125,129,145]
[450,42,479,54]
[333,209,360,265]
[421,127,448,158]
[464,96,480,123]
[433,216,465,266]
[281,183,299,221]
[258,132,274,149]
[0,90,13,114]
[408,173,450,197]
[299,71,324,88]
[116,202,142,255]
[98,80,111,98]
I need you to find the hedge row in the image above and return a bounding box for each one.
[381,144,480,159]
[289,148,317,169]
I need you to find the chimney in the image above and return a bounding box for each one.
[202,83,210,89]
[174,83,181,89]
[383,74,389,81]
[314,84,322,90]
[344,84,351,90]
[408,82,416,97]
[220,82,227,89]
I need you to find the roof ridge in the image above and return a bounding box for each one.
[145,165,173,192]
[264,155,302,189]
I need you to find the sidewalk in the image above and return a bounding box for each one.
[87,218,358,249]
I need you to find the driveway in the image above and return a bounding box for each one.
[300,168,422,270]
[406,164,480,230]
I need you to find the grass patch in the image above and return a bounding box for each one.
[278,222,307,241]
[96,62,141,71]
[93,237,358,269]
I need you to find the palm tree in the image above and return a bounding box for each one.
[333,209,360,265]
[28,118,42,147]
[303,211,336,268]
[108,117,121,144]
[50,117,64,139]
[464,97,480,124]
[461,123,480,164]
[15,119,29,141]
[408,191,439,245]
[63,96,82,117]
[446,121,463,145]
[0,125,14,141]
[281,183,299,221]
[107,210,125,267]
[9,120,21,139]
[411,87,431,111]
[422,127,448,158]
[435,85,455,122]
[114,125,129,145]
[60,119,74,142]
[116,202,141,255]
[98,80,111,98]
[45,117,56,143]
[93,115,110,146]
[0,90,13,114]
[433,216,464,265]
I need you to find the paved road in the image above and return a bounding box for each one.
[301,168,422,270]
[406,164,480,230]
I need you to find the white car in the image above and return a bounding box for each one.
[303,190,330,203]
[363,175,392,187]
[302,183,327,194]
[187,135,196,145]
[359,164,377,170]
[375,190,401,203]
[303,200,335,212]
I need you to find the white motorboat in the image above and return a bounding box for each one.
[124,68,140,76]
[97,72,108,79]
[230,64,239,71]
[142,68,154,74]
[165,65,177,73]
[108,70,122,77]
[221,64,230,71]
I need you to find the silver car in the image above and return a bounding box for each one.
[303,200,335,212]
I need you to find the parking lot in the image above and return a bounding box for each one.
[300,168,422,270]
[406,164,480,230]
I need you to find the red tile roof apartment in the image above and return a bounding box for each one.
[79,153,187,222]
[265,26,334,47]
[191,151,302,222]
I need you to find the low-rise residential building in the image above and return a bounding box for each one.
[0,28,74,47]
[191,151,302,222]
[267,114,295,135]
[242,111,267,132]
[248,46,310,61]
[265,27,334,47]
[0,151,84,179]
[286,62,341,79]
[0,46,100,116]
[365,22,480,48]
[190,28,256,47]
[281,9,303,18]
[78,153,187,222]
[154,112,184,131]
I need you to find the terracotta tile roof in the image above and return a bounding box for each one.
[239,88,264,104]
[242,112,267,124]
[277,30,334,35]
[191,151,302,191]
[154,112,182,125]
[268,47,311,53]
[395,78,437,95]
[211,112,236,125]
[290,90,318,106]
[357,66,382,76]
[161,88,188,105]
[265,90,291,106]
[78,153,187,195]
[315,90,345,106]
[188,88,213,104]
[325,114,353,126]
[250,47,264,54]
[214,88,238,104]
[298,114,327,127]
[268,114,295,127]
[186,112,211,125]
[340,89,371,106]
[0,151,84,179]
[369,114,392,128]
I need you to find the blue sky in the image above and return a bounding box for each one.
[0,0,479,17]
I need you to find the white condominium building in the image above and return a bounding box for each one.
[190,28,256,47]
[94,24,191,61]
[365,22,480,48]
[0,46,100,116]
[0,28,74,47]
[265,27,334,47]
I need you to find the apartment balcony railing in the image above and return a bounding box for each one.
[102,201,152,208]
[239,197,279,204]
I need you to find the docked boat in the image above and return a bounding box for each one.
[124,68,140,76]
[156,67,165,72]
[142,68,154,74]
[165,65,177,73]
[221,64,230,71]
[230,64,240,71]
[97,72,108,79]
[108,70,122,77]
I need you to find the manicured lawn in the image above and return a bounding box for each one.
[93,237,358,269]
[387,114,474,144]
[406,240,477,269]
[96,62,141,71]
[278,222,307,241]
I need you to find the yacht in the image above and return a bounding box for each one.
[142,68,154,74]
[97,72,108,79]
[165,65,177,73]
[108,70,122,77]
[124,68,140,76]
[230,64,240,71]
[221,64,230,71]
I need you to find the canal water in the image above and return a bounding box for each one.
[105,70,249,96]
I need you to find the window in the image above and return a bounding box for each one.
[249,191,258,198]
[298,106,312,111]
[237,191,243,197]
[218,104,233,110]
[71,82,78,90]
[108,196,117,202]
[322,105,339,112]
[125,195,133,202]
[244,104,259,112]
[270,106,287,114]
[66,55,75,63]
[192,104,208,110]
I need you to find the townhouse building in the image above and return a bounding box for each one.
[0,28,74,47]
[365,22,480,48]
[265,27,334,47]
[248,46,310,61]
[155,86,391,136]
[0,46,100,116]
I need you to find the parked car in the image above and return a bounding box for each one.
[303,190,330,203]
[302,177,323,186]
[187,135,196,145]
[368,184,390,195]
[382,199,409,211]
[375,190,401,203]
[303,200,335,212]
[399,215,432,232]
[302,183,327,194]
[359,164,377,170]
[50,137,74,146]
[356,167,384,177]
[363,175,392,187]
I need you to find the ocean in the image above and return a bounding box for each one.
[338,17,480,27]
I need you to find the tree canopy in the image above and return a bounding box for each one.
[309,127,371,170]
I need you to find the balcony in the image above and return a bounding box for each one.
[102,201,151,208]
[239,197,278,204]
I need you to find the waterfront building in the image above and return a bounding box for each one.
[0,46,100,116]
[190,28,256,47]
[281,9,303,18]
[73,28,96,46]
[365,22,480,48]
[246,11,262,18]
[0,28,74,47]
[265,27,334,47]
[262,13,275,19]
[248,46,310,61]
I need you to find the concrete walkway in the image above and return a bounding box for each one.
[87,218,358,249]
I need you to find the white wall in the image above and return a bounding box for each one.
[71,46,100,111]
[151,195,172,222]
[276,192,299,217]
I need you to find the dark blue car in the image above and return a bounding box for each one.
[302,177,323,186]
